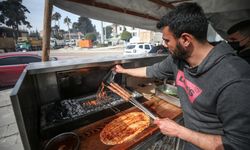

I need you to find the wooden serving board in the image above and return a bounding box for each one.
[74,96,182,150]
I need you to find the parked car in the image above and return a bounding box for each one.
[124,43,154,54]
[65,39,76,46]
[0,52,57,87]
[149,45,169,54]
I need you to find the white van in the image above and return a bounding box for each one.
[124,43,154,54]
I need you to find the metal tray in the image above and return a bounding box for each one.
[155,84,180,107]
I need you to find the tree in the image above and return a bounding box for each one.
[58,29,65,40]
[72,22,79,33]
[77,17,95,34]
[29,30,40,39]
[120,30,132,42]
[51,12,61,37]
[64,16,71,40]
[0,0,32,40]
[84,33,97,42]
[52,12,61,27]
[51,25,59,38]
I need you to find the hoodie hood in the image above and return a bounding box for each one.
[187,41,236,76]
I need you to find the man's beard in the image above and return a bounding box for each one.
[171,42,190,60]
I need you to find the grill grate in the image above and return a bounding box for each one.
[40,93,124,129]
[147,136,178,150]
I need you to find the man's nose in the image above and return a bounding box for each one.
[163,42,168,48]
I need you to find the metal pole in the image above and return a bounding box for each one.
[100,21,104,44]
[104,25,106,41]
[42,0,53,61]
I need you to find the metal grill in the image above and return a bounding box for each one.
[131,117,184,150]
[40,92,124,129]
[147,136,184,150]
[41,88,144,129]
[10,54,169,150]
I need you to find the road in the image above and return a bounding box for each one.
[36,45,124,60]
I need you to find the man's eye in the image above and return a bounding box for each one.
[228,38,236,41]
[164,39,169,43]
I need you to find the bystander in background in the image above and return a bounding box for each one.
[149,44,168,54]
[227,20,250,63]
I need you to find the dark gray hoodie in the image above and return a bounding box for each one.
[146,42,250,149]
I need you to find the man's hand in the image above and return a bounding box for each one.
[154,118,224,150]
[112,65,147,78]
[113,65,125,74]
[154,118,181,137]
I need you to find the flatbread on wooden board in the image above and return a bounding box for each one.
[100,112,150,145]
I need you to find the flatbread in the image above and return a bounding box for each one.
[100,112,150,145]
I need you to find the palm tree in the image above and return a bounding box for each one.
[64,16,71,40]
[52,12,61,36]
[52,12,61,26]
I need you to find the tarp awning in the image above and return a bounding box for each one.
[51,0,250,38]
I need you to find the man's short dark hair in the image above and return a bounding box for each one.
[157,2,208,42]
[227,20,250,36]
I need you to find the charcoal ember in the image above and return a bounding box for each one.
[41,92,127,129]
[61,99,85,118]
[46,101,68,123]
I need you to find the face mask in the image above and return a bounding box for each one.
[228,41,246,51]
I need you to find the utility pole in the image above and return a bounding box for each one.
[104,25,106,41]
[42,0,52,61]
[100,21,104,44]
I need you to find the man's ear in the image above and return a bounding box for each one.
[180,33,192,47]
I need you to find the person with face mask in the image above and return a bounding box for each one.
[113,3,250,150]
[227,20,250,63]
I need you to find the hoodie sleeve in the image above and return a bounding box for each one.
[146,56,175,79]
[217,80,250,149]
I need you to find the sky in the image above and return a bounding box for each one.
[21,0,111,33]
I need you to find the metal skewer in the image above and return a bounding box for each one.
[129,98,157,120]
[102,69,157,120]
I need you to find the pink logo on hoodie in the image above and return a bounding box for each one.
[176,70,202,103]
